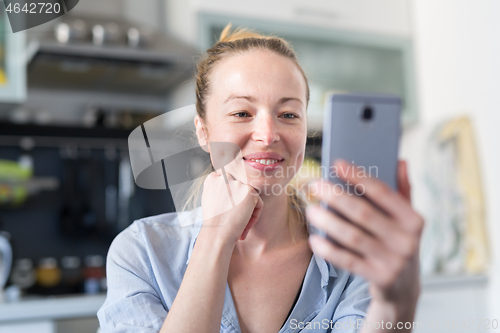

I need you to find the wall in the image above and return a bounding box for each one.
[405,0,500,318]
[69,0,499,317]
[165,0,198,46]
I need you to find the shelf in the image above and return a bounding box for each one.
[0,122,132,149]
[0,122,131,140]
[421,274,488,290]
[0,294,106,323]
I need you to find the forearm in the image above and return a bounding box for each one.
[160,228,234,333]
[359,295,419,333]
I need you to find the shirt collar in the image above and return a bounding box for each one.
[314,251,338,282]
[184,207,338,332]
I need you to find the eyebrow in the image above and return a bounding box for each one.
[223,95,303,105]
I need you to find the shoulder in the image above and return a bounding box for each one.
[98,208,204,331]
[111,207,203,248]
[107,207,203,273]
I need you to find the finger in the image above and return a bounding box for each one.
[306,204,390,260]
[397,160,411,202]
[240,228,250,241]
[308,187,416,256]
[240,196,263,241]
[222,170,236,182]
[309,234,372,279]
[333,159,421,234]
[309,180,404,238]
[247,196,263,228]
[225,170,258,195]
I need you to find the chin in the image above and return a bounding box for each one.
[246,177,292,197]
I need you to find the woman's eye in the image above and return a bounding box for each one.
[282,113,298,119]
[233,111,250,118]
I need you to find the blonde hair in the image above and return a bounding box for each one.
[182,23,310,242]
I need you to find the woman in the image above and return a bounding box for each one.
[97,24,423,333]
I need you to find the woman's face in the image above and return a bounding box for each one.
[195,49,308,195]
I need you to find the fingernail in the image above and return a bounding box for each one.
[309,234,324,251]
[334,158,346,167]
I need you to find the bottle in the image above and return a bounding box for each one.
[83,255,105,294]
[61,256,83,294]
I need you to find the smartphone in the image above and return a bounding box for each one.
[309,92,401,237]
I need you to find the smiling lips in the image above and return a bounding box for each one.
[242,153,285,170]
[248,158,280,165]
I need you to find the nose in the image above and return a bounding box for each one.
[252,113,280,145]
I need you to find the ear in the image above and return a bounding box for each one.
[194,115,210,153]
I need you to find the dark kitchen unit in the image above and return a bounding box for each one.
[0,15,199,297]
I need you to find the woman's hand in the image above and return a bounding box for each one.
[201,171,264,245]
[306,159,424,317]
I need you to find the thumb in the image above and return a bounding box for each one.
[397,160,411,203]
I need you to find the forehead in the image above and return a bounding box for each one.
[208,49,307,104]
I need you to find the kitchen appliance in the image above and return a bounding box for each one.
[0,231,12,300]
[26,15,198,95]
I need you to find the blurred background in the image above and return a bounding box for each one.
[0,0,499,332]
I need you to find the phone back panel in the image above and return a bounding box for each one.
[321,93,401,190]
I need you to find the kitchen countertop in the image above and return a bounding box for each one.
[421,273,488,290]
[0,294,106,323]
[0,275,486,324]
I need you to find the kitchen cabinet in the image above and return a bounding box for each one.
[415,275,489,333]
[162,0,417,129]
[197,12,418,130]
[191,0,411,38]
[0,7,26,105]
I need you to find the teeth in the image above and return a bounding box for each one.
[250,159,278,165]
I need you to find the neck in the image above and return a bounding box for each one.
[234,191,306,259]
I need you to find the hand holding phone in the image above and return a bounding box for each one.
[305,93,424,318]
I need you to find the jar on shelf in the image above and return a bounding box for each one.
[11,258,36,290]
[61,256,83,293]
[83,255,105,294]
[36,257,62,288]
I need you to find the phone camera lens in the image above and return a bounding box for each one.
[361,106,374,121]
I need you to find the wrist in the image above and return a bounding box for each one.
[369,276,421,319]
[368,295,419,325]
[196,225,236,254]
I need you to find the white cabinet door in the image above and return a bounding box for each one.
[415,279,488,333]
[191,0,411,37]
[0,320,54,333]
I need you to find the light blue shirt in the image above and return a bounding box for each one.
[97,207,371,332]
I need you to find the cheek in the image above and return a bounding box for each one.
[286,132,306,164]
[206,120,248,145]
